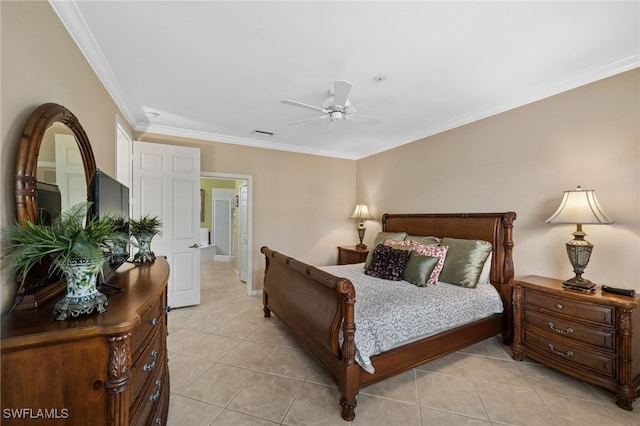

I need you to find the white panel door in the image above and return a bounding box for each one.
[239,183,248,282]
[132,141,201,308]
[55,135,86,211]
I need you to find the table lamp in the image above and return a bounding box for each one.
[546,186,613,290]
[350,203,373,249]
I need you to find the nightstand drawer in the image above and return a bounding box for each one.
[337,246,369,265]
[341,251,364,264]
[523,329,615,378]
[524,309,614,351]
[523,288,614,326]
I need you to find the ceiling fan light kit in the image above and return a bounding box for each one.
[281,80,396,127]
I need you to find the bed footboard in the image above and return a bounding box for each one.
[260,246,359,420]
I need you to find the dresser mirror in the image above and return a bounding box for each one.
[13,103,97,306]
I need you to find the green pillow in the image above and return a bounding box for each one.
[403,252,439,286]
[406,235,441,247]
[364,232,407,268]
[439,237,493,288]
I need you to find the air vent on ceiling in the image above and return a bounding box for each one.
[252,129,274,137]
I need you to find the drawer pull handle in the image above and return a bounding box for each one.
[548,322,573,334]
[151,316,159,326]
[164,305,171,313]
[149,379,162,402]
[555,303,563,310]
[548,344,573,358]
[156,418,162,425]
[143,351,159,372]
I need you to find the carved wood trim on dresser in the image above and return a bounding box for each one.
[512,275,640,410]
[1,258,170,425]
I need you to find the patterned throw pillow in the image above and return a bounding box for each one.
[363,232,407,268]
[383,239,416,252]
[365,244,412,281]
[407,240,448,285]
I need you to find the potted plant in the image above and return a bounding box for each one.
[129,215,162,264]
[3,202,127,320]
[106,215,131,266]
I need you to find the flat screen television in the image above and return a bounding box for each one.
[88,169,130,283]
[36,181,62,225]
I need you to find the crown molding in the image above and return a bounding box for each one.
[49,0,139,128]
[135,123,358,160]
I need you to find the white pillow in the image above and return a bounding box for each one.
[478,252,492,284]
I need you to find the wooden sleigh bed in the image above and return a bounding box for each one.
[261,212,516,421]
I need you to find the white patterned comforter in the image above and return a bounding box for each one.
[319,263,504,374]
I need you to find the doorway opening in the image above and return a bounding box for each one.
[200,172,253,296]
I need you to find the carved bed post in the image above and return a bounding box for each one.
[501,211,516,345]
[502,212,516,284]
[262,248,271,318]
[337,279,358,421]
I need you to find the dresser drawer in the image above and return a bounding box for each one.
[131,292,165,355]
[524,309,614,351]
[523,329,615,378]
[131,325,165,404]
[523,288,614,326]
[130,357,167,425]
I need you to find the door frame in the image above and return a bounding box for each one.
[201,171,254,296]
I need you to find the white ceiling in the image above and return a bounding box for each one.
[51,1,639,160]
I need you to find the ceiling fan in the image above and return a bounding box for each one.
[281,80,397,127]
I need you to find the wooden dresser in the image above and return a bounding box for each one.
[1,258,170,425]
[512,275,640,410]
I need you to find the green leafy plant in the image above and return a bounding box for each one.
[3,202,127,288]
[104,215,132,265]
[129,215,162,236]
[107,215,129,235]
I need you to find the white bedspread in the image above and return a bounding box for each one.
[319,263,504,374]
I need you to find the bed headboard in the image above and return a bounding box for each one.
[382,212,516,285]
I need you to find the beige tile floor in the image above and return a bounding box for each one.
[167,260,640,425]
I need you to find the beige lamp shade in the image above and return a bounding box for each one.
[350,203,373,221]
[545,186,613,225]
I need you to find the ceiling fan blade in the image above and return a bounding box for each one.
[345,114,382,125]
[332,80,352,108]
[286,115,328,126]
[281,99,328,114]
[351,93,399,109]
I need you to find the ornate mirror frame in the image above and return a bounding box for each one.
[15,103,97,226]
[12,103,97,309]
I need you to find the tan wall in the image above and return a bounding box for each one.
[134,133,357,293]
[357,69,640,289]
[0,1,126,313]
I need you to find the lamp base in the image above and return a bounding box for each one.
[356,224,367,251]
[562,225,596,292]
[562,277,596,292]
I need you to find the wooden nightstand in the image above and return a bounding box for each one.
[512,275,640,410]
[337,246,369,265]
